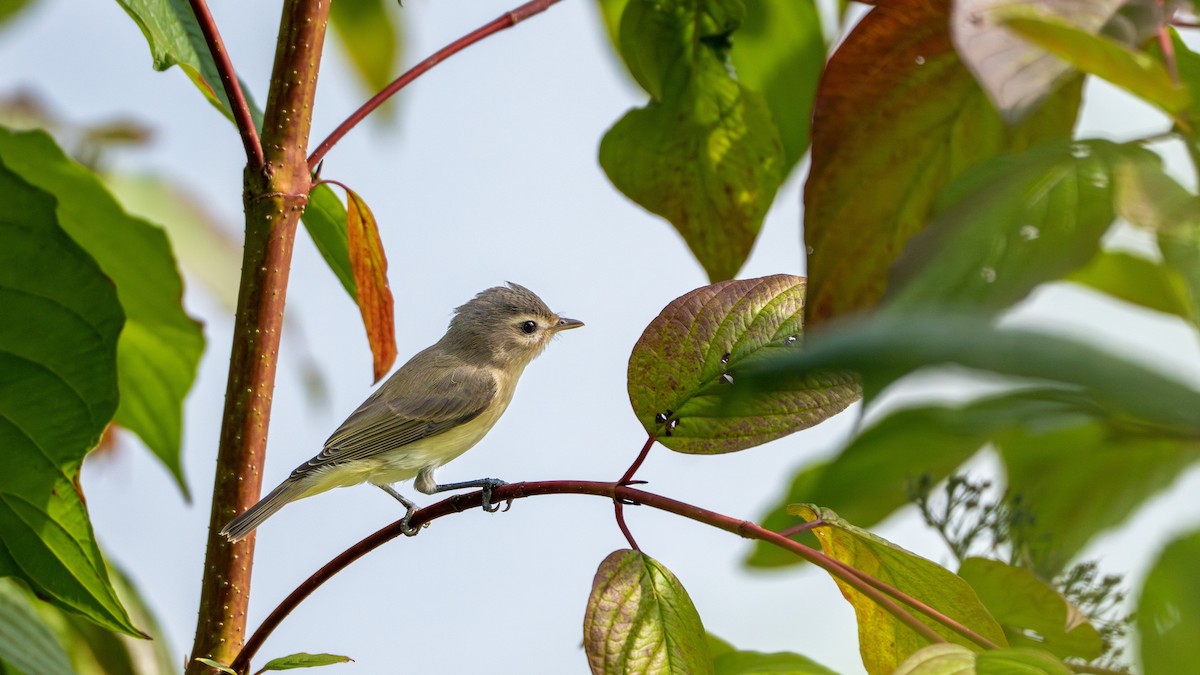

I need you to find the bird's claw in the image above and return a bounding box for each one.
[399,506,426,537]
[480,479,508,514]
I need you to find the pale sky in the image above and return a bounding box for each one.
[2,1,1199,673]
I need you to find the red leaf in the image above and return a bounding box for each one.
[802,0,1081,327]
[344,187,396,382]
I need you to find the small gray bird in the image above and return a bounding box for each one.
[220,283,582,541]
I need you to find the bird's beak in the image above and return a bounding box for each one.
[551,317,584,332]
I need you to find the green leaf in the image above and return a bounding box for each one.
[997,6,1189,114]
[597,0,821,174]
[790,505,1007,674]
[583,549,713,675]
[737,313,1200,428]
[0,581,74,675]
[893,644,975,675]
[194,658,237,675]
[949,0,1129,122]
[998,422,1200,576]
[303,184,357,300]
[0,0,34,29]
[0,127,204,496]
[329,0,400,98]
[39,562,178,675]
[888,141,1140,314]
[600,0,786,282]
[1102,145,1200,327]
[1066,250,1197,323]
[104,174,242,311]
[804,0,1081,326]
[256,653,353,672]
[974,648,1072,675]
[1138,528,1200,675]
[958,558,1102,660]
[712,647,837,675]
[627,275,858,454]
[747,390,1087,569]
[114,0,262,127]
[725,0,823,170]
[0,157,139,636]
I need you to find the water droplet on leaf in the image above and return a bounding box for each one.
[980,267,997,283]
[1019,225,1039,241]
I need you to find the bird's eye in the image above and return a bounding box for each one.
[520,320,537,334]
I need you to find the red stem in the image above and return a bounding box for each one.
[306,0,565,170]
[230,481,1003,673]
[618,435,655,485]
[777,519,824,539]
[186,0,264,169]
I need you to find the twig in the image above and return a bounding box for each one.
[306,0,565,170]
[186,0,264,169]
[230,481,1007,673]
[618,435,655,485]
[777,519,825,539]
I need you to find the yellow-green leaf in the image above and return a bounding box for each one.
[998,6,1188,114]
[790,505,1007,674]
[584,550,713,675]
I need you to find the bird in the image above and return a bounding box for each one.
[220,283,583,542]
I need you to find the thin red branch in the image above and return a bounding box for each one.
[231,481,1005,673]
[776,518,825,539]
[187,0,264,169]
[618,435,655,485]
[306,0,565,170]
[614,501,640,551]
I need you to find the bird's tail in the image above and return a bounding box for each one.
[220,478,310,542]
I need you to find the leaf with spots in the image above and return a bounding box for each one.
[0,157,139,636]
[627,275,858,455]
[583,549,712,675]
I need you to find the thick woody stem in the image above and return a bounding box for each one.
[185,1,330,672]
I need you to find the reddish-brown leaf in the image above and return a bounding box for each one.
[803,0,1081,327]
[345,187,396,382]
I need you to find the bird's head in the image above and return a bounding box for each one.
[445,282,583,368]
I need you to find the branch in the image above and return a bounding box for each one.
[306,0,565,170]
[187,0,264,169]
[231,481,1003,673]
[185,1,330,672]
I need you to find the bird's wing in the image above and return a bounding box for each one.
[295,364,497,473]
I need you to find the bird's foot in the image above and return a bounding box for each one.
[479,478,510,513]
